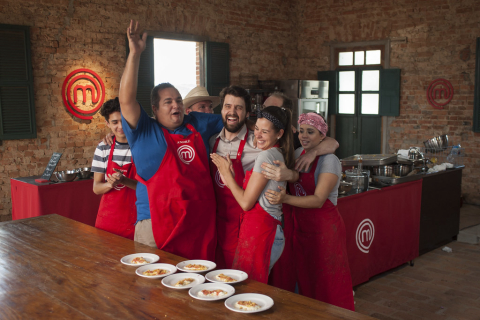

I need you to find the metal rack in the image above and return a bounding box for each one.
[419,146,465,167]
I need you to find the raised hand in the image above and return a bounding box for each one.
[127,20,147,55]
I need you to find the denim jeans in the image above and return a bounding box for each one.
[269,225,285,273]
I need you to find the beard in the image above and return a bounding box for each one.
[223,115,246,134]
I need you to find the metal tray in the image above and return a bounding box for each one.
[371,173,424,186]
[341,154,398,166]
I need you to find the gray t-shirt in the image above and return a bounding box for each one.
[253,148,285,219]
[294,148,341,205]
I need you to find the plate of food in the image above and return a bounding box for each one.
[176,260,216,273]
[120,253,160,266]
[135,263,176,279]
[189,283,235,301]
[205,269,248,284]
[225,293,274,313]
[161,273,205,289]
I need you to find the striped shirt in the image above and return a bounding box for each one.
[91,141,132,177]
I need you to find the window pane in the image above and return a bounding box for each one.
[339,52,353,66]
[366,50,381,65]
[361,94,379,114]
[362,70,380,91]
[354,51,364,65]
[339,71,355,91]
[339,94,355,114]
[154,39,197,98]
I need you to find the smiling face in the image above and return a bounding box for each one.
[299,124,325,152]
[153,87,184,130]
[106,111,127,143]
[255,118,284,150]
[187,100,213,114]
[221,94,248,134]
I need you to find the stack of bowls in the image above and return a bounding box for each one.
[393,164,412,177]
[423,134,448,151]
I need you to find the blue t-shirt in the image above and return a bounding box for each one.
[135,182,150,222]
[123,107,223,222]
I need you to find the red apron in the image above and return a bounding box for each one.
[95,138,137,240]
[209,129,248,269]
[288,154,355,311]
[136,124,216,260]
[268,203,296,292]
[232,168,281,284]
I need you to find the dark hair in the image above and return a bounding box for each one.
[100,97,120,122]
[151,82,176,111]
[219,85,251,113]
[260,106,295,170]
[269,92,293,112]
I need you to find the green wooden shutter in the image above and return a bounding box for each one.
[317,71,338,116]
[0,24,36,140]
[126,36,154,116]
[473,38,480,132]
[379,68,401,116]
[205,42,229,112]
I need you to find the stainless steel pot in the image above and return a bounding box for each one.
[393,164,412,177]
[76,167,92,179]
[345,169,369,192]
[373,165,393,177]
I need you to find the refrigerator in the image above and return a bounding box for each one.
[278,80,329,129]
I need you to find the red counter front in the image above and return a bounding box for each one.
[337,180,423,286]
[11,176,101,226]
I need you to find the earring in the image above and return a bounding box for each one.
[277,137,280,140]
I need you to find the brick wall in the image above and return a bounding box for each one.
[292,0,480,205]
[0,0,296,220]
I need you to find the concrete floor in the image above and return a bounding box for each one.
[354,204,480,320]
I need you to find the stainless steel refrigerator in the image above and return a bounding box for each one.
[278,80,329,129]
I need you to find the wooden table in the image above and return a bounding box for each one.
[0,215,373,319]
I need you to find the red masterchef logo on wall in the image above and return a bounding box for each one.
[426,78,453,109]
[62,68,105,120]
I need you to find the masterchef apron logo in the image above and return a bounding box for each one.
[293,182,307,197]
[113,184,126,191]
[426,78,453,109]
[177,145,195,164]
[61,68,106,120]
[356,219,375,253]
[215,170,225,188]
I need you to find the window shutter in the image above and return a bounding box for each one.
[317,71,338,115]
[473,38,480,132]
[205,42,229,106]
[126,36,154,116]
[379,68,401,116]
[0,24,36,140]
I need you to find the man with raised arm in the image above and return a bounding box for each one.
[119,20,223,260]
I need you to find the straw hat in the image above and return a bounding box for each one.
[183,86,221,109]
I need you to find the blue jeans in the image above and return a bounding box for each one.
[269,225,285,273]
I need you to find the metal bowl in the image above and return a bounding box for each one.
[54,170,77,182]
[373,165,393,177]
[76,167,92,179]
[338,181,353,194]
[393,164,412,177]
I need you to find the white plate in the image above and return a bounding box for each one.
[135,263,176,279]
[189,283,235,301]
[161,273,205,289]
[225,293,274,313]
[120,253,159,266]
[176,260,216,273]
[205,269,248,284]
